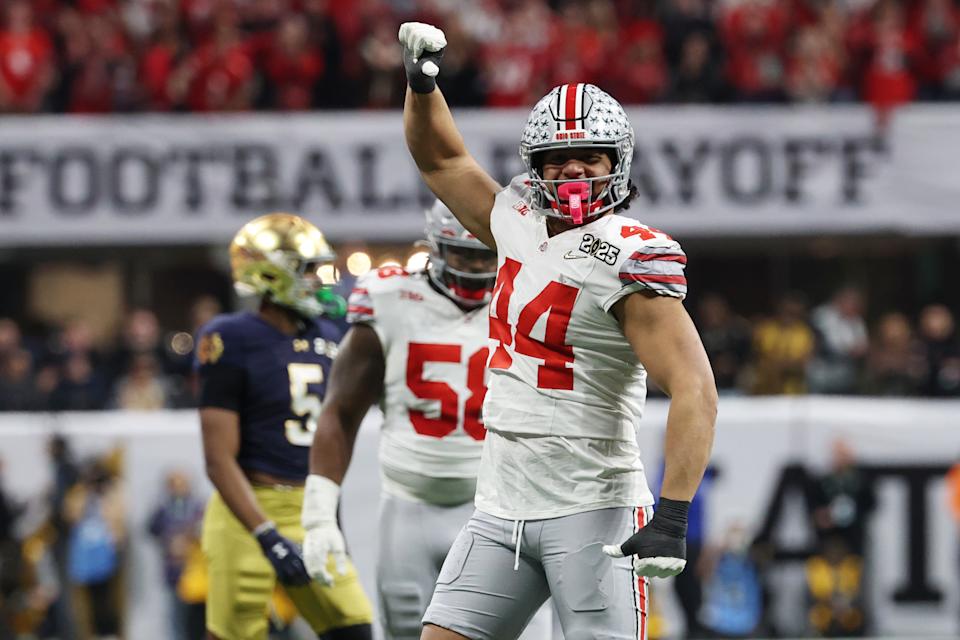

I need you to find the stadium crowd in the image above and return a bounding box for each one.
[1,0,960,114]
[0,285,957,413]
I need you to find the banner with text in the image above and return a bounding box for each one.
[0,107,958,246]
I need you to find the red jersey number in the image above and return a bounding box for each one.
[488,258,578,390]
[406,343,488,440]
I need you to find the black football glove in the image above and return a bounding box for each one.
[602,498,689,578]
[398,22,446,94]
[254,522,311,586]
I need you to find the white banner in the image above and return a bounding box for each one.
[0,398,957,638]
[0,106,958,246]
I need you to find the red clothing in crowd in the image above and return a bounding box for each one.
[184,41,254,111]
[721,0,790,97]
[0,27,53,109]
[263,45,323,110]
[603,21,667,104]
[141,42,179,110]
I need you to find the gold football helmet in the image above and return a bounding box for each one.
[229,213,341,318]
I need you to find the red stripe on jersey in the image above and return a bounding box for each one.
[637,507,648,640]
[351,288,369,295]
[619,273,688,285]
[629,253,687,265]
[565,83,579,130]
[348,305,374,315]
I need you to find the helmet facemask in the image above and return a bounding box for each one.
[427,243,497,309]
[422,200,497,309]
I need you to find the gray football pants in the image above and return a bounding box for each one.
[377,493,554,640]
[423,506,654,640]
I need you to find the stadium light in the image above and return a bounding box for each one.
[405,251,429,271]
[346,251,371,276]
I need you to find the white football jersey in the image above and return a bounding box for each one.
[475,175,687,520]
[348,268,489,505]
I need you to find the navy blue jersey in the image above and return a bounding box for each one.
[194,311,343,480]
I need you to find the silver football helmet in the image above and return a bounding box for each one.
[519,83,635,223]
[422,200,497,308]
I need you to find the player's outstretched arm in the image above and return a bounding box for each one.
[603,293,718,578]
[302,325,385,585]
[200,408,311,586]
[400,22,500,249]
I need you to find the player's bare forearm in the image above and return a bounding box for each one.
[403,88,499,249]
[308,325,385,484]
[659,382,716,501]
[200,408,269,532]
[615,292,718,501]
[404,87,469,174]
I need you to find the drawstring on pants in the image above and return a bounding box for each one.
[510,519,525,571]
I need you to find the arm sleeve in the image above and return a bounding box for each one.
[601,238,688,312]
[198,364,244,411]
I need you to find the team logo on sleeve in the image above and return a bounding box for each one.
[198,332,224,364]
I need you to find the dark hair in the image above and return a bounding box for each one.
[613,181,639,213]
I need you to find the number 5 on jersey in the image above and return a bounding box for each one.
[285,363,322,446]
[489,258,579,390]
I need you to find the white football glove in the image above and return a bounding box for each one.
[398,22,446,92]
[301,474,348,586]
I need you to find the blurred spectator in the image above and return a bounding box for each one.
[912,0,960,100]
[148,470,205,640]
[64,457,125,640]
[604,19,668,103]
[434,16,484,106]
[0,457,24,639]
[168,7,254,112]
[139,0,186,111]
[808,287,869,394]
[665,30,726,103]
[60,11,138,113]
[0,0,55,113]
[111,308,178,379]
[0,348,45,411]
[696,293,752,393]
[661,0,716,68]
[700,522,764,638]
[261,14,324,110]
[45,435,80,639]
[806,439,874,635]
[720,0,789,102]
[0,318,21,361]
[786,24,844,103]
[751,293,815,395]
[917,303,960,396]
[862,312,925,395]
[804,536,866,637]
[548,0,616,89]
[809,439,875,556]
[360,17,404,108]
[480,2,550,107]
[190,296,222,335]
[111,353,173,410]
[50,353,109,411]
[850,0,918,115]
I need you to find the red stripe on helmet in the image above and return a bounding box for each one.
[565,83,580,130]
